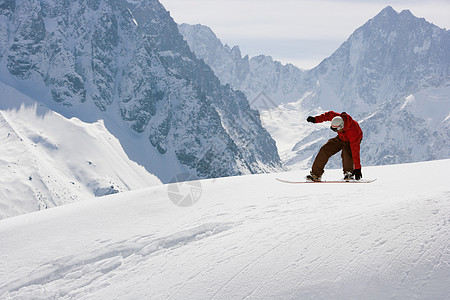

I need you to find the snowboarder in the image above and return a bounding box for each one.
[306,111,363,182]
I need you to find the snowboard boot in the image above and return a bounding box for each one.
[306,172,322,182]
[343,171,355,181]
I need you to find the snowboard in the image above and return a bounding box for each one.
[276,178,377,184]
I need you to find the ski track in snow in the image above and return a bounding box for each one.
[0,160,450,299]
[1,222,235,298]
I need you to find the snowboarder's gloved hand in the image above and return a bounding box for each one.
[352,169,362,180]
[307,116,316,123]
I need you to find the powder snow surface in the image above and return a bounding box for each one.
[0,160,449,299]
[0,81,161,219]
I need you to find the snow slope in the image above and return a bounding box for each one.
[1,159,449,299]
[0,81,161,219]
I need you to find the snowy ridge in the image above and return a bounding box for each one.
[0,159,449,298]
[0,81,161,219]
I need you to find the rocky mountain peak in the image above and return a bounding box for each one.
[376,6,397,19]
[178,23,305,107]
[0,0,282,181]
[311,6,450,112]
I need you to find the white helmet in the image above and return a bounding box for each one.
[330,116,344,132]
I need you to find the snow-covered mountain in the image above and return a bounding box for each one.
[0,0,282,184]
[1,159,449,298]
[178,23,305,109]
[301,6,450,114]
[180,7,450,169]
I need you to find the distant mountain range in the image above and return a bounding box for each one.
[179,23,305,109]
[179,6,450,169]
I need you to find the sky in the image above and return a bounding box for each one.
[159,0,450,70]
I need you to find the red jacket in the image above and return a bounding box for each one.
[314,111,363,169]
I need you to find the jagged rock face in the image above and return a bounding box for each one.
[0,0,282,179]
[178,24,251,94]
[307,6,450,113]
[178,23,305,108]
[180,6,450,168]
